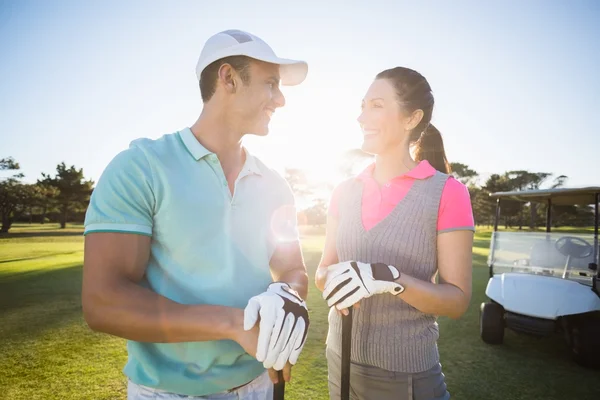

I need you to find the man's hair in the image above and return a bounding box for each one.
[199,56,252,102]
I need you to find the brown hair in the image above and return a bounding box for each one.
[199,56,252,102]
[375,67,451,174]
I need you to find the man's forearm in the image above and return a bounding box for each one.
[83,279,243,343]
[278,269,309,300]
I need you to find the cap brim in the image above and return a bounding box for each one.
[258,56,308,86]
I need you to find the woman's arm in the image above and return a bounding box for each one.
[395,230,473,319]
[317,214,473,319]
[318,179,473,320]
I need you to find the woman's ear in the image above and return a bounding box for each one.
[404,109,424,132]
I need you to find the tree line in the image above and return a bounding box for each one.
[450,164,591,229]
[1,152,593,234]
[285,150,594,229]
[0,157,93,233]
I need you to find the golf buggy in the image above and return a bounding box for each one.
[480,187,600,368]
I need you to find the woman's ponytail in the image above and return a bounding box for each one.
[413,124,451,174]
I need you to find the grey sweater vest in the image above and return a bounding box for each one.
[326,171,449,373]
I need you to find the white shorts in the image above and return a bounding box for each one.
[127,370,273,400]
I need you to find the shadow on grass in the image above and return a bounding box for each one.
[0,264,84,341]
[441,324,598,399]
[0,231,83,239]
[472,252,489,268]
[0,252,82,264]
[473,238,490,251]
[444,264,600,399]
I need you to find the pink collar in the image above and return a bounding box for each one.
[357,160,436,183]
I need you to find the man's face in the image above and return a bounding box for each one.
[231,60,286,136]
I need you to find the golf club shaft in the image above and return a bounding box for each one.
[341,307,353,400]
[273,370,285,400]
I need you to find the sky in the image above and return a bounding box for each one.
[1,0,599,191]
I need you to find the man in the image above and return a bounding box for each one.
[82,29,310,399]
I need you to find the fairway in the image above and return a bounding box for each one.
[1,224,599,400]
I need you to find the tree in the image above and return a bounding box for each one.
[504,171,537,230]
[337,148,373,179]
[482,174,522,229]
[284,168,312,199]
[505,171,568,229]
[40,163,94,229]
[1,157,21,172]
[35,180,59,224]
[18,184,44,224]
[529,173,567,229]
[304,198,328,226]
[469,185,495,227]
[450,162,478,185]
[0,157,26,233]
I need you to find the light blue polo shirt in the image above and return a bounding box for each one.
[84,127,299,396]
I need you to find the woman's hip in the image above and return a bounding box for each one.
[326,346,450,400]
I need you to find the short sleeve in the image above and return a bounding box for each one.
[84,147,155,236]
[328,186,341,219]
[327,179,352,219]
[437,178,475,233]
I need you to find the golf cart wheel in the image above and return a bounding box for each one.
[480,302,504,345]
[570,316,600,369]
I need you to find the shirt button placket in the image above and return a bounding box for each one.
[207,155,229,193]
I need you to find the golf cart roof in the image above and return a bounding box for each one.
[490,187,600,206]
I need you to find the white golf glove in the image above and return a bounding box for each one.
[322,261,405,310]
[243,282,309,370]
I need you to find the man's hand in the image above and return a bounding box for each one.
[322,261,404,310]
[234,321,260,359]
[243,282,309,370]
[268,363,293,384]
[233,327,293,384]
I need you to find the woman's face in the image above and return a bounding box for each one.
[357,78,418,155]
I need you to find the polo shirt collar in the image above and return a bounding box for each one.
[243,148,263,176]
[406,160,436,179]
[179,128,262,176]
[357,160,436,182]
[179,127,212,161]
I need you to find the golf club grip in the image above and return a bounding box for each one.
[273,370,285,400]
[341,308,352,400]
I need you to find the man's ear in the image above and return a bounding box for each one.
[218,63,237,93]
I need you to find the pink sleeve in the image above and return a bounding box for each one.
[437,177,475,233]
[328,180,351,218]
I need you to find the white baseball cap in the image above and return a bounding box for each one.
[195,29,308,86]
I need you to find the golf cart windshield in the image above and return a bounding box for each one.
[488,187,600,287]
[489,231,597,286]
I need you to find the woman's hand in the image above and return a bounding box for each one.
[322,261,404,310]
[336,302,360,316]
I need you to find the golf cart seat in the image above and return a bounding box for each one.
[530,239,565,269]
[529,238,595,270]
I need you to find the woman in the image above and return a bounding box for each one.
[315,67,475,400]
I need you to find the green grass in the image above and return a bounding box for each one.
[1,224,599,399]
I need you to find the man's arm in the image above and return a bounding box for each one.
[81,146,258,352]
[82,232,248,344]
[269,239,308,300]
[315,213,340,292]
[268,193,308,299]
[260,236,308,384]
